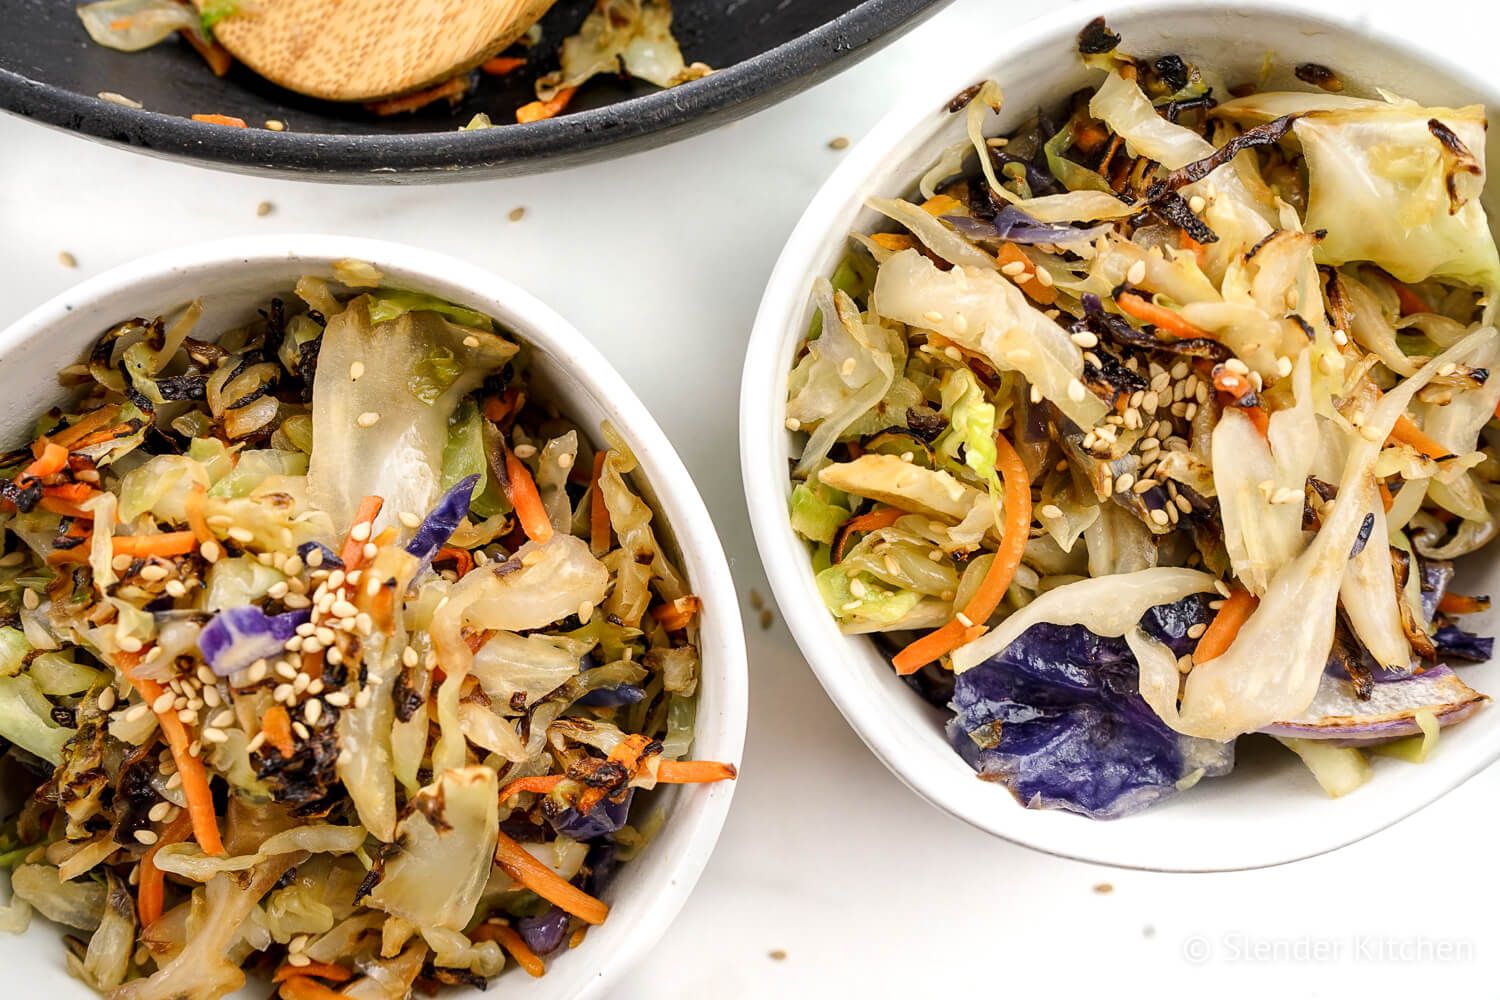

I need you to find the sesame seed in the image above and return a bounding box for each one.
[1035,268,1055,288]
[355,613,374,635]
[955,612,975,628]
[274,683,294,703]
[356,411,381,428]
[316,626,336,645]
[331,599,358,619]
[350,521,371,543]
[306,547,324,568]
[275,661,298,680]
[1067,379,1086,403]
[1029,384,1043,404]
[1333,329,1349,347]
[1175,494,1193,513]
[177,708,197,725]
[362,542,378,560]
[1224,358,1250,376]
[1115,473,1134,494]
[1133,478,1155,495]
[326,691,350,707]
[200,541,222,563]
[293,674,310,695]
[1126,260,1147,286]
[210,710,235,729]
[1040,504,1064,520]
[1187,622,1209,639]
[202,727,228,744]
[226,526,254,545]
[354,688,371,709]
[247,732,266,753]
[134,830,159,846]
[97,687,117,712]
[1070,330,1099,348]
[267,581,290,600]
[151,691,175,714]
[125,703,149,722]
[1000,261,1027,277]
[148,802,170,822]
[1178,654,1195,674]
[1359,424,1383,442]
[1188,195,1206,213]
[1149,508,1171,526]
[463,335,481,349]
[21,589,39,611]
[785,417,802,432]
[284,555,304,576]
[326,647,344,666]
[398,511,421,529]
[139,564,169,582]
[304,701,322,725]
[292,721,309,741]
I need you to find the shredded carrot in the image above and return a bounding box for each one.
[650,595,702,633]
[654,759,738,784]
[1178,228,1208,266]
[516,86,577,124]
[339,496,384,568]
[277,977,346,1000]
[1211,368,1270,437]
[494,831,609,925]
[260,705,296,758]
[1117,291,1213,340]
[367,76,470,116]
[499,774,566,802]
[69,423,139,450]
[38,495,95,519]
[996,243,1057,306]
[1193,588,1259,664]
[1378,481,1395,512]
[474,922,546,978]
[1438,592,1490,615]
[589,451,611,557]
[483,387,525,426]
[1384,274,1432,316]
[128,676,224,856]
[869,233,918,252]
[832,505,904,562]
[112,532,197,558]
[190,113,246,127]
[136,809,193,927]
[180,29,232,76]
[920,194,965,216]
[18,442,68,484]
[893,431,1032,674]
[44,482,99,505]
[433,546,473,577]
[185,483,214,545]
[272,962,353,984]
[576,735,654,815]
[482,56,528,76]
[50,406,120,448]
[1073,120,1109,154]
[503,444,553,544]
[1388,414,1453,461]
[569,925,588,949]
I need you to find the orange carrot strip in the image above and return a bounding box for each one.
[433,546,473,577]
[474,923,546,978]
[1117,291,1214,340]
[278,977,346,1000]
[869,233,917,252]
[137,810,194,927]
[38,496,94,519]
[1194,588,1259,665]
[499,774,566,802]
[49,406,120,448]
[1438,592,1490,615]
[516,86,577,124]
[920,194,964,216]
[366,76,470,116]
[650,595,702,633]
[481,56,528,76]
[997,243,1057,306]
[483,387,525,426]
[1211,368,1270,437]
[1073,121,1109,154]
[185,483,214,545]
[1179,228,1208,266]
[893,431,1032,674]
[191,113,246,127]
[129,676,224,856]
[589,451,611,557]
[44,482,99,505]
[339,496,384,568]
[1384,274,1432,316]
[503,445,553,544]
[494,831,609,926]
[272,962,353,984]
[69,423,139,450]
[832,506,904,562]
[576,734,653,815]
[1388,414,1453,461]
[19,442,69,482]
[260,705,295,758]
[180,30,232,76]
[112,532,197,558]
[654,760,738,784]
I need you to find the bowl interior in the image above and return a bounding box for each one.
[744,0,1500,871]
[0,237,746,996]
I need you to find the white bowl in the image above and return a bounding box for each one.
[741,0,1500,871]
[0,235,748,996]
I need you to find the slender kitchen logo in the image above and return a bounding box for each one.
[1181,933,1476,965]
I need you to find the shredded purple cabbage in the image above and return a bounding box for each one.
[943,206,1109,246]
[198,605,311,677]
[296,541,343,571]
[1434,624,1493,663]
[406,475,479,572]
[517,907,571,955]
[547,789,634,840]
[576,684,648,708]
[947,595,1232,819]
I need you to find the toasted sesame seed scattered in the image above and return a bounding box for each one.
[349,361,365,381]
[1000,261,1027,277]
[463,335,481,349]
[200,540,222,563]
[256,201,273,217]
[955,612,975,628]
[265,119,285,131]
[362,542,378,560]
[326,691,350,707]
[1067,379,1086,403]
[202,727,228,744]
[304,701,323,725]
[828,135,850,150]
[784,417,802,432]
[148,802,170,822]
[1149,508,1171,526]
[21,589,39,611]
[151,691,175,714]
[356,411,381,428]
[1188,195,1206,213]
[98,91,143,108]
[1187,622,1209,639]
[1040,504,1064,519]
[1126,260,1147,286]
[508,206,526,222]
[134,830,159,846]
[398,511,421,529]
[306,547,324,568]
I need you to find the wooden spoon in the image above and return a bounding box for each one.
[199,0,558,103]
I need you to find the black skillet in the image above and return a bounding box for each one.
[0,0,950,183]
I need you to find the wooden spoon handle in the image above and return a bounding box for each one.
[204,0,559,103]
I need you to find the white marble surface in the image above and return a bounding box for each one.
[2,0,1497,995]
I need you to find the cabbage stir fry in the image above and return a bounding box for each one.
[785,20,1499,819]
[0,269,735,997]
